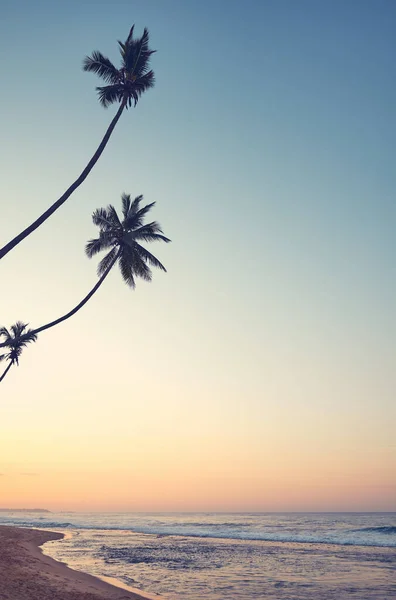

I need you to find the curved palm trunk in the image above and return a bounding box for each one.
[0,361,13,383]
[32,250,120,336]
[0,98,127,261]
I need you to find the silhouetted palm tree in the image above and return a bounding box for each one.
[0,196,169,378]
[32,194,170,336]
[0,26,155,261]
[0,322,37,382]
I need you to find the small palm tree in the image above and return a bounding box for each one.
[0,26,155,261]
[32,194,170,336]
[0,322,37,382]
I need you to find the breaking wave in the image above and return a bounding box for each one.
[354,526,396,535]
[1,513,395,548]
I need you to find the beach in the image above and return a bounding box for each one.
[0,513,395,600]
[0,526,147,600]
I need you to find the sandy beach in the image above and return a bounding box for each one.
[0,526,148,600]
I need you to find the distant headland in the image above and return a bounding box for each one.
[0,508,51,513]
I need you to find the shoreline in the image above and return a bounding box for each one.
[0,525,153,600]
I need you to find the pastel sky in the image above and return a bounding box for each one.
[0,0,395,512]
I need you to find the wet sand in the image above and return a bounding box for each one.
[0,525,148,600]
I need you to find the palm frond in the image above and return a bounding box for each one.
[121,194,143,224]
[116,27,135,62]
[132,222,171,244]
[124,202,155,229]
[86,237,106,258]
[125,25,135,47]
[92,207,114,231]
[127,91,137,109]
[124,27,155,76]
[117,40,126,55]
[130,195,143,215]
[124,70,155,108]
[121,193,131,220]
[107,204,122,228]
[133,201,156,222]
[97,247,118,277]
[132,69,155,93]
[131,251,152,282]
[82,52,120,84]
[96,84,125,108]
[119,244,152,283]
[134,242,167,272]
[0,354,5,362]
[0,327,10,339]
[18,333,37,348]
[118,253,136,288]
[11,321,27,338]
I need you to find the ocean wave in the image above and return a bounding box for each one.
[354,526,396,534]
[168,522,253,528]
[39,525,396,547]
[125,529,396,548]
[1,517,395,548]
[0,519,74,529]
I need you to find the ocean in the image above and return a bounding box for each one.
[1,511,395,599]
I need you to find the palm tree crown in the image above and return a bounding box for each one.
[83,25,155,109]
[86,194,170,288]
[0,322,37,366]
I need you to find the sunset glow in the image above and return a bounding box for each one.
[1,0,395,513]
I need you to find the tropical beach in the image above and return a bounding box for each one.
[0,526,148,600]
[1,1,395,599]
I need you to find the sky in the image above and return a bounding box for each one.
[0,0,395,512]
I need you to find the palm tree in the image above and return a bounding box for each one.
[0,322,38,382]
[30,194,170,336]
[0,195,169,380]
[0,26,155,261]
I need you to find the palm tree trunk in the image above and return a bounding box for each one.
[0,97,127,261]
[0,361,13,383]
[32,250,120,336]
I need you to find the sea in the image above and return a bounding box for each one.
[1,511,395,599]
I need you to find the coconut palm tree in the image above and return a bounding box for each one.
[0,322,38,382]
[0,196,169,378]
[0,26,155,261]
[30,194,170,336]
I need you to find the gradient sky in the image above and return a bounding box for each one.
[0,0,395,512]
